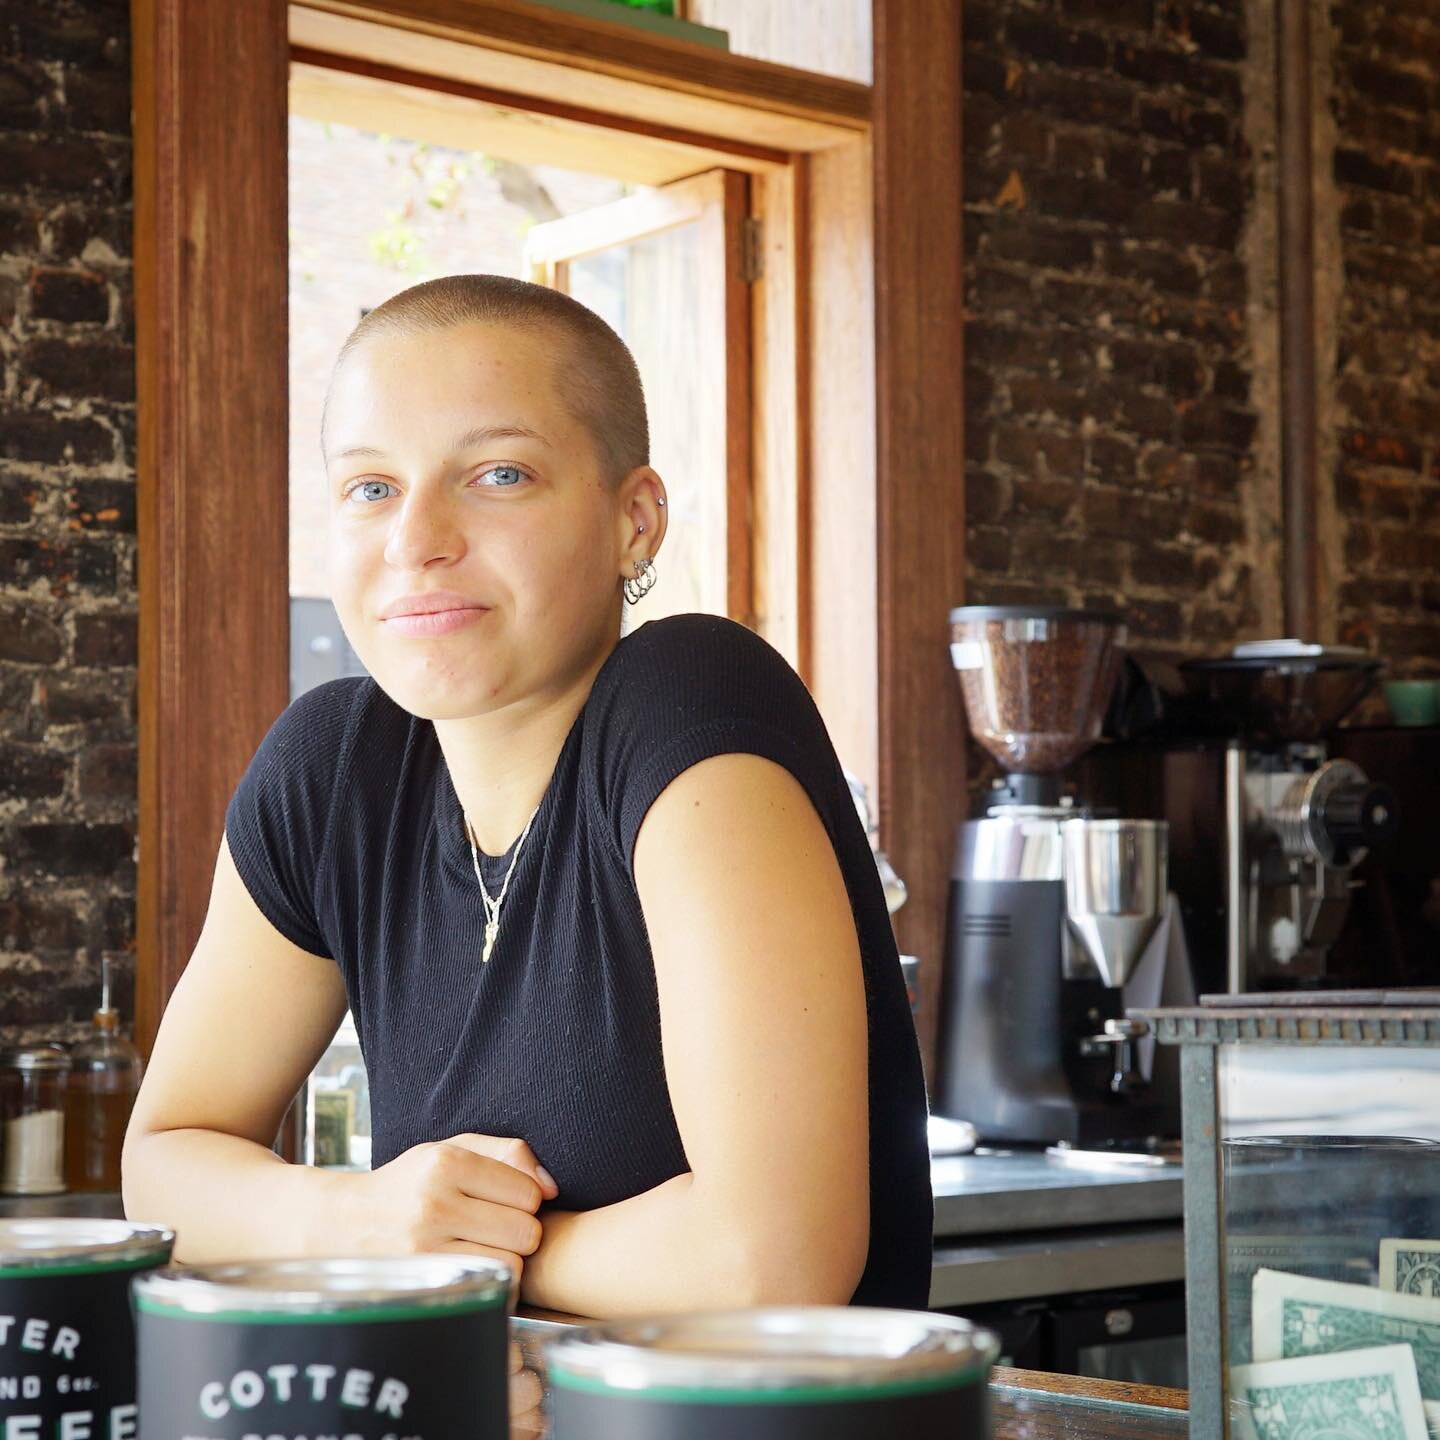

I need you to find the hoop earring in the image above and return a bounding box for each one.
[623,557,657,605]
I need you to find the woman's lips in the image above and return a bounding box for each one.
[382,607,489,638]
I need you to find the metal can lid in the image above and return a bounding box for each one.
[0,1219,174,1276]
[0,1043,72,1072]
[133,1255,512,1323]
[546,1308,1000,1402]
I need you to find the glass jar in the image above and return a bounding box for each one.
[0,1044,72,1195]
[65,1011,144,1193]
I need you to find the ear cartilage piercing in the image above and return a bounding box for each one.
[638,523,646,534]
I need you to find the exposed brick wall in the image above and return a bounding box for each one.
[962,0,1264,651]
[0,0,137,1043]
[1328,1,1440,673]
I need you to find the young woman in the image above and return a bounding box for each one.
[123,275,932,1321]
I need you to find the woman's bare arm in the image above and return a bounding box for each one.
[123,836,555,1269]
[520,751,871,1316]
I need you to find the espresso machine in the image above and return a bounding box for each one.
[934,606,1171,1147]
[1082,642,1401,995]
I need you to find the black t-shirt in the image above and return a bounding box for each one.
[225,613,933,1307]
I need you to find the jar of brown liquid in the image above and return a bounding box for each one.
[64,958,144,1192]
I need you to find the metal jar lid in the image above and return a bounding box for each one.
[0,1219,174,1276]
[546,1308,1000,1402]
[134,1255,512,1323]
[0,1043,72,1072]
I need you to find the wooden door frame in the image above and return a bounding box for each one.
[132,0,965,1074]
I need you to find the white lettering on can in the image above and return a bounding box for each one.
[59,1411,93,1439]
[306,1364,336,1401]
[108,1404,137,1440]
[53,1327,80,1361]
[230,1372,265,1409]
[339,1369,372,1409]
[266,1364,297,1402]
[4,1416,40,1439]
[375,1377,409,1419]
[200,1381,230,1419]
[19,1320,47,1353]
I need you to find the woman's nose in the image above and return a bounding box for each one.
[383,489,467,571]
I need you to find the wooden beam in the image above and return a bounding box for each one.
[131,0,291,1053]
[872,0,966,1077]
[290,0,870,153]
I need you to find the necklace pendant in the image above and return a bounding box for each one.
[482,919,499,963]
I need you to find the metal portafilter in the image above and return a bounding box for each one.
[1062,818,1169,1094]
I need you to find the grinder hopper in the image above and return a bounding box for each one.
[1062,818,1168,990]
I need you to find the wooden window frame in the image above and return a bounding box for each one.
[132,0,963,1072]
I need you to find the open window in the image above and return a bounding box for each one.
[524,169,752,625]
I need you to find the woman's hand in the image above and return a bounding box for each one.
[338,1133,559,1287]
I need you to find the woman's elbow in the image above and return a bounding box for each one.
[724,1212,869,1307]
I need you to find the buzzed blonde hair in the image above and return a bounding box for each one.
[322,273,649,486]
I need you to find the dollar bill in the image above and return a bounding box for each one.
[1383,1241,1440,1298]
[1231,1345,1429,1440]
[1252,1266,1440,1429]
[1228,1237,1377,1362]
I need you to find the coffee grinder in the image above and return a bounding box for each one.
[933,607,1170,1146]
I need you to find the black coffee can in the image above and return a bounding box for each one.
[134,1255,511,1440]
[546,1307,1000,1439]
[0,1216,175,1439]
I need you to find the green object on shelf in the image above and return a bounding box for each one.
[525,0,728,48]
[1384,679,1440,727]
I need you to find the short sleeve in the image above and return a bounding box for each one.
[223,679,361,959]
[586,614,851,872]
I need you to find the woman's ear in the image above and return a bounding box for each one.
[616,466,667,577]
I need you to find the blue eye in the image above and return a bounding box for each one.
[479,464,526,488]
[352,480,394,504]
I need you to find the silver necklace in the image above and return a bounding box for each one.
[466,804,541,963]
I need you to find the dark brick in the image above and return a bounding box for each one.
[1101,240,1203,294]
[968,525,1013,571]
[1007,375,1092,424]
[995,423,1086,476]
[1132,542,1219,588]
[21,337,135,403]
[0,474,40,525]
[1142,446,1197,488]
[1060,0,1155,28]
[1186,501,1246,544]
[1132,198,1239,250]
[966,578,1072,608]
[0,743,68,802]
[965,469,1011,525]
[66,478,134,533]
[1212,359,1250,402]
[1126,596,1184,641]
[39,671,133,728]
[1375,527,1440,572]
[1334,147,1415,196]
[77,743,135,801]
[967,322,1096,378]
[46,202,132,262]
[1042,275,1148,326]
[1345,58,1432,114]
[0,411,114,466]
[1180,397,1257,449]
[1181,6,1245,62]
[963,51,1011,102]
[965,91,1002,142]
[1014,476,1081,518]
[1341,430,1424,471]
[1028,170,1147,226]
[60,63,132,134]
[1029,71,1140,130]
[0,894,91,954]
[0,603,63,665]
[1112,386,1176,441]
[1006,12,1110,69]
[0,538,115,595]
[985,216,1097,270]
[999,112,1053,166]
[1102,138,1145,188]
[9,823,133,880]
[1012,528,1125,586]
[1181,106,1231,149]
[72,604,137,665]
[1147,146,1192,197]
[1340,197,1375,234]
[972,262,1038,311]
[0,132,122,198]
[0,201,42,253]
[1197,154,1246,210]
[14,3,128,66]
[29,267,109,324]
[1113,42,1239,100]
[1111,338,1205,396]
[1339,577,1417,612]
[0,57,51,129]
[1088,434,1138,481]
[1082,485,1183,537]
[1375,200,1421,246]
[963,0,1000,48]
[1377,620,1440,662]
[966,366,995,415]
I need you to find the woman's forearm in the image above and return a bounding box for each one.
[122,1127,347,1263]
[521,1173,856,1318]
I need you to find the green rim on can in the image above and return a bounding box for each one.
[133,1255,512,1325]
[546,1308,1000,1405]
[0,1218,175,1279]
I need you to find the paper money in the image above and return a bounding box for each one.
[1228,1237,1377,1362]
[1383,1241,1440,1298]
[1253,1267,1440,1408]
[1231,1345,1429,1440]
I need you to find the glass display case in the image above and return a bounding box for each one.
[1152,994,1440,1440]
[303,1010,370,1169]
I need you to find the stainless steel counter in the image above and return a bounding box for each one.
[928,1149,1185,1308]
